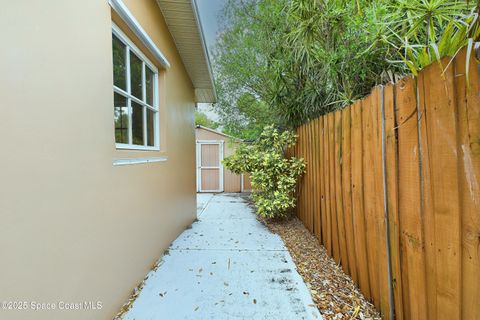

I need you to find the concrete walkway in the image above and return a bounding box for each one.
[123,193,322,320]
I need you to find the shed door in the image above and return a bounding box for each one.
[197,142,224,192]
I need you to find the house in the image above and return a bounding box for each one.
[0,1,214,319]
[196,125,252,193]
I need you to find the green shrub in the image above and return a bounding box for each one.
[223,125,306,218]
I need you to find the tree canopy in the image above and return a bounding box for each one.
[195,110,220,130]
[212,0,478,137]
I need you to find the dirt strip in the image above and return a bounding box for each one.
[263,216,381,320]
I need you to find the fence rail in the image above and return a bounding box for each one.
[291,47,480,320]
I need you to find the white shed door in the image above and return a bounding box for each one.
[196,142,224,192]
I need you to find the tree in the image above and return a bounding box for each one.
[195,110,220,130]
[214,0,397,130]
[212,0,287,137]
[213,0,477,131]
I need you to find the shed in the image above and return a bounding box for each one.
[195,125,252,192]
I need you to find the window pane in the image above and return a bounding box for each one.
[130,52,143,99]
[131,101,144,145]
[146,67,154,106]
[114,93,128,144]
[146,109,155,146]
[112,35,126,90]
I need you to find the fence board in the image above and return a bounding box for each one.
[350,101,371,298]
[303,123,308,224]
[384,83,404,320]
[324,116,332,255]
[311,120,316,233]
[299,124,305,222]
[455,48,480,320]
[396,76,428,320]
[423,58,462,320]
[320,118,328,246]
[314,118,322,240]
[362,95,380,304]
[417,66,437,320]
[341,107,358,283]
[334,111,349,272]
[312,121,316,229]
[312,120,318,235]
[297,125,302,220]
[373,87,391,318]
[329,113,341,263]
[306,122,313,232]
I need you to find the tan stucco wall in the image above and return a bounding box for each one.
[0,1,196,319]
[195,128,242,192]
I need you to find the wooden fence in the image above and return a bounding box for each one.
[291,47,480,320]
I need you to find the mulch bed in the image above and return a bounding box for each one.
[263,216,381,320]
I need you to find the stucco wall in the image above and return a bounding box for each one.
[0,1,196,319]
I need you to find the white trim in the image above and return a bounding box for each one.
[196,141,224,192]
[115,144,159,151]
[142,62,147,145]
[125,43,133,145]
[196,139,225,144]
[113,156,167,166]
[154,71,160,148]
[219,142,224,192]
[114,87,157,111]
[196,142,201,192]
[109,0,170,68]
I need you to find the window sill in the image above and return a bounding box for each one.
[116,144,160,152]
[113,157,167,166]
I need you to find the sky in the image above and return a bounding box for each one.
[196,0,226,53]
[195,0,226,121]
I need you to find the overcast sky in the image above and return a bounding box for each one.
[196,0,225,55]
[195,0,226,120]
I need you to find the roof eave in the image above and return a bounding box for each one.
[191,0,217,103]
[156,0,217,103]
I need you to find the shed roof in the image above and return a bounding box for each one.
[156,0,216,103]
[196,125,241,141]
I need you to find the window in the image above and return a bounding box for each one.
[112,25,159,150]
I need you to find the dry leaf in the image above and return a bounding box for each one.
[262,216,381,320]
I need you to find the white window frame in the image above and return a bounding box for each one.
[112,23,160,151]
